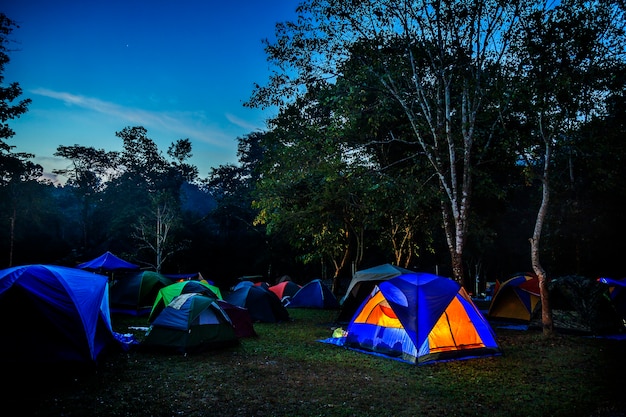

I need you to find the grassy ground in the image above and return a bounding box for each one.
[4,308,626,417]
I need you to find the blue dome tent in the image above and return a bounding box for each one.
[0,264,118,365]
[322,272,502,365]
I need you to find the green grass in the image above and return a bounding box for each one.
[4,308,625,417]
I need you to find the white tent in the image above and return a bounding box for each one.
[337,263,413,322]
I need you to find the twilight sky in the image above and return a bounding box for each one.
[3,1,298,183]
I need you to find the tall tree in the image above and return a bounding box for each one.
[252,88,382,288]
[0,13,31,169]
[132,191,187,273]
[510,0,626,335]
[116,126,169,188]
[98,126,191,256]
[204,132,289,280]
[0,13,36,266]
[248,0,524,287]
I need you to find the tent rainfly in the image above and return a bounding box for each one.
[338,263,413,322]
[77,251,140,272]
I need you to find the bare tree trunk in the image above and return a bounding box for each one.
[155,205,162,273]
[530,140,553,336]
[441,198,467,287]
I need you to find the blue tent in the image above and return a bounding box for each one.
[77,251,140,272]
[224,285,289,323]
[0,264,117,365]
[322,272,502,365]
[287,279,339,309]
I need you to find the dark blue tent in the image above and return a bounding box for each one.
[287,279,339,309]
[0,264,117,365]
[77,251,140,272]
[224,285,289,323]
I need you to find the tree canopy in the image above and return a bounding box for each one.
[1,5,625,297]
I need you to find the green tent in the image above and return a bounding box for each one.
[109,271,173,315]
[148,280,221,323]
[143,293,238,354]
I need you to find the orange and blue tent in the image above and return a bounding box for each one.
[487,273,540,322]
[322,272,502,365]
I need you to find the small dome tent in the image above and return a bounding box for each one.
[287,279,339,309]
[268,281,301,303]
[77,251,140,272]
[487,272,540,322]
[224,284,290,323]
[143,293,238,354]
[599,277,626,322]
[149,280,221,323]
[109,271,173,315]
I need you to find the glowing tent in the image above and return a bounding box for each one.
[322,272,502,365]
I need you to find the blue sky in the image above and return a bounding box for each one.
[3,1,298,183]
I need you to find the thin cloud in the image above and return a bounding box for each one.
[226,112,267,132]
[30,88,244,148]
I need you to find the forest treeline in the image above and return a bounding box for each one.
[1,2,625,295]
